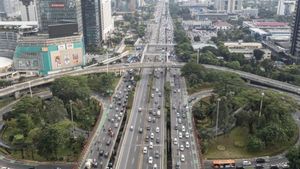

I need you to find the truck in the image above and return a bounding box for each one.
[84,159,93,169]
[157,110,161,118]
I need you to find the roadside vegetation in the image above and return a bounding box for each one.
[181,63,299,158]
[0,73,119,162]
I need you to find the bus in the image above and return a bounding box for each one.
[212,160,236,169]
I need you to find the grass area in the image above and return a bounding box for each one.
[187,82,214,95]
[205,127,298,159]
[0,97,14,109]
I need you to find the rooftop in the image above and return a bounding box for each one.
[0,57,13,68]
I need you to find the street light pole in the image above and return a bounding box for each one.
[215,98,221,138]
[70,100,75,138]
[259,92,265,117]
[28,81,32,98]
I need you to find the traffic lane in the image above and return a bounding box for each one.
[123,69,150,169]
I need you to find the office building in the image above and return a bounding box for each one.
[277,0,296,16]
[81,0,102,47]
[3,0,21,17]
[101,0,114,41]
[290,1,300,59]
[214,0,242,13]
[36,0,82,34]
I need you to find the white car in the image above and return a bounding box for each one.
[182,126,185,132]
[148,156,153,164]
[143,147,148,154]
[185,132,190,138]
[179,132,183,139]
[149,142,153,149]
[180,145,184,151]
[156,127,160,133]
[130,125,134,131]
[181,154,185,162]
[153,164,157,169]
[242,160,251,166]
[185,141,190,148]
[151,133,154,139]
[173,138,178,145]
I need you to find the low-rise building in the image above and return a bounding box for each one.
[182,20,213,30]
[213,21,232,30]
[13,34,85,75]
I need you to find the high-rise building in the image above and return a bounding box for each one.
[81,0,102,47]
[3,0,21,17]
[36,0,82,34]
[20,0,38,21]
[290,1,300,60]
[277,0,296,16]
[214,0,242,13]
[100,0,114,41]
[0,0,5,13]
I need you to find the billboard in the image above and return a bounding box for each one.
[48,23,79,38]
[49,3,65,8]
[50,47,83,70]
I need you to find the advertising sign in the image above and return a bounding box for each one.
[50,3,65,8]
[50,48,83,70]
[58,44,66,51]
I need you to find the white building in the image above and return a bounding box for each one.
[277,0,296,16]
[3,0,21,18]
[20,0,38,21]
[214,0,243,13]
[101,0,114,41]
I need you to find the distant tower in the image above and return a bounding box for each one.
[19,0,33,21]
[290,0,300,62]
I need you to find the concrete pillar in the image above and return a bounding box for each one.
[14,91,20,99]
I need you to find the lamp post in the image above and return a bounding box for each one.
[215,98,221,138]
[259,92,265,117]
[69,100,75,138]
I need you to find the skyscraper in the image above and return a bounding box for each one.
[36,0,82,34]
[81,0,102,47]
[290,1,300,61]
[277,0,296,16]
[214,0,242,13]
[100,0,114,41]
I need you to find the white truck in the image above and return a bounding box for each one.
[157,110,161,118]
[84,159,92,169]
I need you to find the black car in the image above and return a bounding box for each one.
[256,158,266,164]
[156,138,160,143]
[99,150,104,156]
[236,166,244,169]
[270,165,279,169]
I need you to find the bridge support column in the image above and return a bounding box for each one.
[14,91,20,99]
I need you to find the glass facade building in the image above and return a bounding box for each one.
[36,0,82,34]
[81,0,102,47]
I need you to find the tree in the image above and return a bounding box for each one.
[247,136,265,152]
[286,146,300,169]
[44,97,68,124]
[51,76,91,103]
[253,49,265,61]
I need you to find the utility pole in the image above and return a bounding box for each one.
[215,98,221,138]
[259,92,265,117]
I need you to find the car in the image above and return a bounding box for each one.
[242,160,251,166]
[145,135,149,142]
[114,123,119,128]
[182,126,185,132]
[104,152,109,158]
[130,125,134,131]
[180,144,184,151]
[255,164,264,169]
[139,127,143,133]
[151,133,154,139]
[173,138,178,145]
[174,125,178,130]
[178,118,182,124]
[180,154,185,162]
[236,166,244,169]
[106,140,111,146]
[151,93,154,98]
[109,104,113,109]
[99,150,104,156]
[149,142,153,149]
[176,113,180,117]
[158,105,161,109]
[175,162,181,169]
[185,132,190,138]
[153,164,158,169]
[270,165,279,169]
[185,141,190,148]
[148,156,153,164]
[154,150,160,158]
[156,127,160,133]
[143,147,147,154]
[138,107,142,112]
[179,132,183,139]
[152,117,156,123]
[146,125,151,130]
[148,117,152,122]
[256,158,266,164]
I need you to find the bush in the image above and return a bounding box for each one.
[247,136,265,152]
